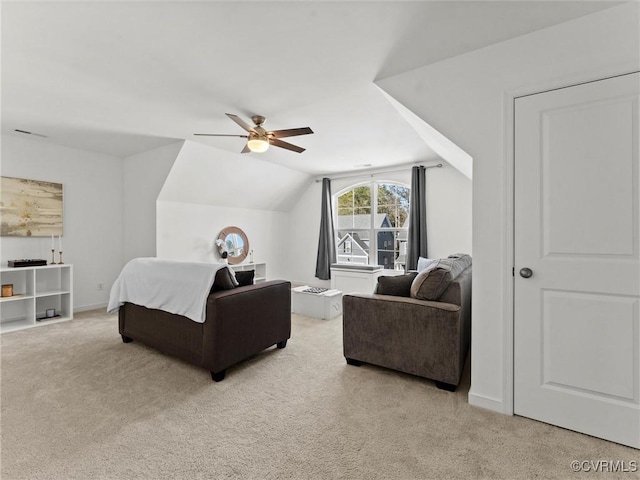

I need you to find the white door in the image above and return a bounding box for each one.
[514,72,640,448]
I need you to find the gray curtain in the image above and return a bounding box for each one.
[406,166,427,271]
[315,178,336,280]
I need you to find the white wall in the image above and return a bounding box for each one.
[424,163,472,258]
[157,201,289,280]
[287,164,472,287]
[0,134,124,311]
[377,2,640,413]
[156,141,310,280]
[287,178,326,286]
[123,141,181,263]
[159,141,310,211]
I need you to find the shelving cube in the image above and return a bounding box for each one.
[0,264,73,333]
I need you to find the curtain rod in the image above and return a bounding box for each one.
[314,163,442,183]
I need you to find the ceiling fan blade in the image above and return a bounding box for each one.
[226,113,257,133]
[193,133,248,138]
[270,138,305,153]
[241,144,250,154]
[269,127,314,139]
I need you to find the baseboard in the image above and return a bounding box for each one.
[74,302,108,313]
[468,390,508,414]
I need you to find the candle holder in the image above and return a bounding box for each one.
[58,251,64,264]
[50,249,57,265]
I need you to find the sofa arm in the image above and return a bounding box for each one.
[343,293,466,385]
[202,280,291,372]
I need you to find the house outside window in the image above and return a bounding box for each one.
[335,181,410,270]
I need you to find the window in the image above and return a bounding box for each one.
[335,182,410,270]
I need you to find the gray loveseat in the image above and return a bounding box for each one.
[342,256,471,391]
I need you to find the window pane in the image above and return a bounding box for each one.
[337,207,354,229]
[335,183,409,268]
[354,206,371,219]
[338,190,354,206]
[336,230,369,265]
[380,204,408,228]
[352,186,371,207]
[396,206,409,229]
[337,186,372,232]
[377,230,395,269]
[377,184,409,228]
[396,230,408,270]
[376,205,392,227]
[377,230,407,270]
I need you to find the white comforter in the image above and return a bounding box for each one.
[107,258,228,323]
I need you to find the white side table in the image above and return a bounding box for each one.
[330,264,385,294]
[291,286,342,320]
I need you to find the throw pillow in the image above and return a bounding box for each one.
[410,263,445,301]
[235,270,255,287]
[410,255,472,301]
[447,254,472,279]
[210,267,237,293]
[417,257,437,272]
[376,272,418,297]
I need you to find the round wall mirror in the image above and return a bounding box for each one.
[215,226,249,265]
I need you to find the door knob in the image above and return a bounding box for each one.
[519,268,533,278]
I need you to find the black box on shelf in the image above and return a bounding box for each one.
[8,259,48,268]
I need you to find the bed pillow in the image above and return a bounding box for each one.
[210,267,237,293]
[376,272,418,297]
[235,270,255,287]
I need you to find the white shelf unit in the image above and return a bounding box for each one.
[0,264,73,333]
[229,262,266,283]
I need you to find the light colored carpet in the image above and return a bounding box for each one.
[1,310,637,480]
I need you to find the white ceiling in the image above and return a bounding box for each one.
[1,1,620,175]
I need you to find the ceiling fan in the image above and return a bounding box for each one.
[194,113,314,154]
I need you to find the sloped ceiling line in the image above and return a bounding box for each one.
[374,84,473,180]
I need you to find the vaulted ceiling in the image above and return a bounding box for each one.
[1,1,620,175]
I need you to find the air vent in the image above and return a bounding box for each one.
[14,129,47,138]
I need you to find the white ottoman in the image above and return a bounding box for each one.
[291,286,343,320]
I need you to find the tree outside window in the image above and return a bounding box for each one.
[335,182,410,270]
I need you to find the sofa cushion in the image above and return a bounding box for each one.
[410,254,472,301]
[376,272,418,297]
[235,270,255,286]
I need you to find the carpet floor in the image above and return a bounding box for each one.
[1,309,637,480]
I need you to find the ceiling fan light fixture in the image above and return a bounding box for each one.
[194,113,312,153]
[247,136,269,153]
